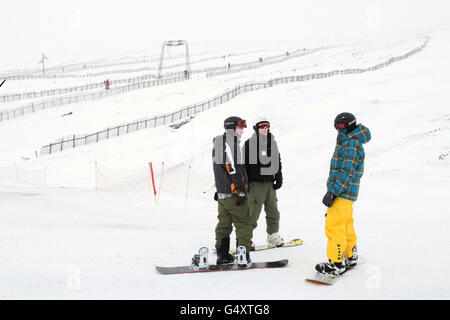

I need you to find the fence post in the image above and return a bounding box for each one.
[185,165,191,206]
[157,162,165,204]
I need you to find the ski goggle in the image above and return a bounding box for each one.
[334,122,347,130]
[236,119,247,128]
[258,123,270,129]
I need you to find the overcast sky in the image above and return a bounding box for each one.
[1,0,449,70]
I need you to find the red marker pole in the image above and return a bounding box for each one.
[149,162,157,204]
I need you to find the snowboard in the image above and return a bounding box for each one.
[156,259,289,275]
[305,256,366,285]
[229,238,303,254]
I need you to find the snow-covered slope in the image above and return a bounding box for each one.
[0,29,449,299]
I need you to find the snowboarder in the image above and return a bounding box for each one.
[315,112,371,275]
[212,116,253,267]
[244,118,284,249]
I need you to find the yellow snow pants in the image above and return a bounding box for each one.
[325,197,357,264]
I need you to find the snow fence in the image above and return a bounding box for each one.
[38,37,429,157]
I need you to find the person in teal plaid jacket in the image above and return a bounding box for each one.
[316,112,371,276]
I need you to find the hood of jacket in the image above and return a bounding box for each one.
[337,124,371,145]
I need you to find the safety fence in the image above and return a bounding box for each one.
[0,46,322,119]
[95,162,214,203]
[0,75,187,122]
[39,37,429,156]
[0,47,295,81]
[0,48,265,79]
[0,46,325,117]
[206,47,323,78]
[0,164,47,186]
[0,73,158,104]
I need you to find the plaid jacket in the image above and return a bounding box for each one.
[327,124,371,201]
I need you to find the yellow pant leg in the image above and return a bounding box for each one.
[325,197,355,263]
[345,203,357,259]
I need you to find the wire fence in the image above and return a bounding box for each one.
[0,46,324,118]
[0,164,47,186]
[206,47,325,77]
[42,39,430,156]
[95,161,214,204]
[0,75,188,121]
[39,37,428,157]
[0,73,159,104]
[0,48,268,80]
[0,46,322,105]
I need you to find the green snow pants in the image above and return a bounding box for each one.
[215,197,253,253]
[248,182,280,235]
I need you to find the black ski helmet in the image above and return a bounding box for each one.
[224,116,247,130]
[334,112,357,132]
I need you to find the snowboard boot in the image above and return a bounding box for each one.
[267,232,284,248]
[191,247,209,271]
[345,246,358,269]
[236,245,252,268]
[315,260,346,276]
[216,237,235,265]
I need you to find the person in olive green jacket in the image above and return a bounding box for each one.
[212,116,253,267]
[244,118,284,249]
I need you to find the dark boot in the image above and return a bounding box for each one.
[216,237,235,265]
[315,260,346,275]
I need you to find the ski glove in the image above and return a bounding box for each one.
[273,171,283,190]
[273,179,282,190]
[322,190,336,207]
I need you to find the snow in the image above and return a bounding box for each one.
[1,25,450,299]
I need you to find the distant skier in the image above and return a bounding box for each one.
[244,118,284,249]
[315,112,371,275]
[104,79,110,90]
[212,116,253,267]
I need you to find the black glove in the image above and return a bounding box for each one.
[214,192,218,201]
[234,186,248,206]
[273,179,282,190]
[273,171,283,190]
[322,190,336,207]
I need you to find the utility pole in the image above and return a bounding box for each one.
[39,53,48,75]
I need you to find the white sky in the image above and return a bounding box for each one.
[1,0,449,70]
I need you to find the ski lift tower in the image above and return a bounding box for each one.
[39,53,48,75]
[157,40,191,80]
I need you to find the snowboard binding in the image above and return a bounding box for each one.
[191,247,209,271]
[236,246,252,268]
